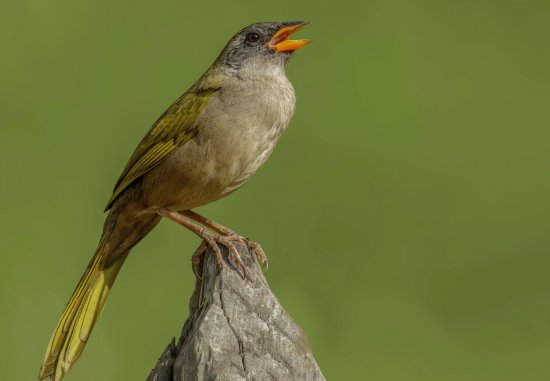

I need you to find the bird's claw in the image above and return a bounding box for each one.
[247,241,269,271]
[222,233,268,269]
[191,233,247,279]
[190,230,269,279]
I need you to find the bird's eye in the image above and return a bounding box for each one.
[246,33,260,43]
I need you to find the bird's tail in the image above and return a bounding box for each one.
[38,240,126,381]
[39,206,160,381]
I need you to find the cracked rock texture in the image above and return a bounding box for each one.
[147,242,325,381]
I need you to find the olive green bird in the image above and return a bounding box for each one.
[38,21,311,381]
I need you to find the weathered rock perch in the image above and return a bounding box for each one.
[147,242,325,381]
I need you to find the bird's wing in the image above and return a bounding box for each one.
[105,86,220,210]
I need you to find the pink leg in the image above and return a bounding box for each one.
[158,209,247,278]
[179,209,269,271]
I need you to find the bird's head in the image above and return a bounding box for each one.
[216,21,311,73]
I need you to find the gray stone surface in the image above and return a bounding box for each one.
[147,243,325,381]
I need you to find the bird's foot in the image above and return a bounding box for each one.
[191,234,269,279]
[237,236,269,271]
[216,230,269,271]
[158,209,248,279]
[158,209,268,279]
[191,232,248,280]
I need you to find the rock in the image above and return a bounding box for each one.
[147,242,325,381]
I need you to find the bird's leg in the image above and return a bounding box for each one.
[157,209,246,279]
[179,209,235,235]
[179,209,269,270]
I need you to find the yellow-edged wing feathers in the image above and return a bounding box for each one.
[105,86,219,210]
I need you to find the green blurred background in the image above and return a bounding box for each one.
[2,0,550,380]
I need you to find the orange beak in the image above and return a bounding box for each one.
[267,21,312,53]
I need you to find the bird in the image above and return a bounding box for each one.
[38,21,311,380]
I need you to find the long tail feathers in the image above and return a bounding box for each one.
[39,248,125,381]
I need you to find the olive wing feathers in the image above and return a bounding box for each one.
[105,86,219,210]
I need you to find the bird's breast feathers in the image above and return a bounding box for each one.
[202,72,296,191]
[142,71,297,210]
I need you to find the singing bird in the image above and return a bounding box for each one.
[39,21,311,380]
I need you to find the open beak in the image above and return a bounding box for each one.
[267,21,312,53]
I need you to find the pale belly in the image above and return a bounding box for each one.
[142,79,295,211]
